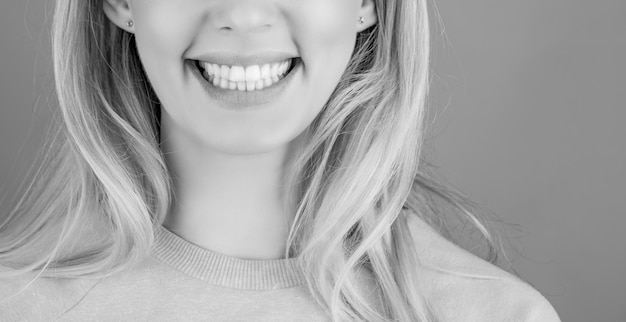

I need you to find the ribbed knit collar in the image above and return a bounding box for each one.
[151,225,306,291]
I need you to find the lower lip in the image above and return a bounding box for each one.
[189,59,301,110]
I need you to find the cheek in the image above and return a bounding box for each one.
[289,1,359,104]
[291,0,357,33]
[130,0,202,124]
[131,1,199,66]
[291,1,357,59]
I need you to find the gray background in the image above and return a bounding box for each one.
[1,1,624,321]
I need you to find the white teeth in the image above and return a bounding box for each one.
[199,58,297,92]
[229,66,245,82]
[284,60,293,73]
[255,79,264,90]
[207,74,289,92]
[213,64,221,78]
[202,59,293,78]
[204,63,214,74]
[245,65,261,82]
[260,64,271,79]
[270,63,279,77]
[220,66,230,81]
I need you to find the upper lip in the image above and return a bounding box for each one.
[192,52,298,67]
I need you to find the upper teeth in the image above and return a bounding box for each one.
[200,59,293,83]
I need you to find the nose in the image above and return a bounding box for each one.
[210,1,276,35]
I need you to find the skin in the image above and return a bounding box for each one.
[103,0,377,259]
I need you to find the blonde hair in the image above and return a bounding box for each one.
[0,0,513,321]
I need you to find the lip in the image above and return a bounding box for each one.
[193,52,298,67]
[187,57,302,110]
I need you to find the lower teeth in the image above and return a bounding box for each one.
[206,74,284,92]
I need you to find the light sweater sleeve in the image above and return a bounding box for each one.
[405,214,562,322]
[522,288,562,322]
[0,273,99,321]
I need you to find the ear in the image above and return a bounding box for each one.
[103,0,134,32]
[357,0,378,32]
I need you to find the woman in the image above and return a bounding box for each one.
[0,0,560,321]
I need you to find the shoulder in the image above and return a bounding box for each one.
[0,271,100,321]
[405,214,562,322]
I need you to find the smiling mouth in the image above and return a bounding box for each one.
[192,58,301,92]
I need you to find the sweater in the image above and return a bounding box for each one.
[0,217,562,321]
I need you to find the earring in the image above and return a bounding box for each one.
[127,20,134,28]
[358,16,365,24]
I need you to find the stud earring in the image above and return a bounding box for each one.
[127,20,134,28]
[358,17,365,24]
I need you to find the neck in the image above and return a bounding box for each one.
[160,113,301,260]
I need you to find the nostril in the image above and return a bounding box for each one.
[219,24,271,33]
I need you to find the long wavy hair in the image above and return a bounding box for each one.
[0,0,515,321]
